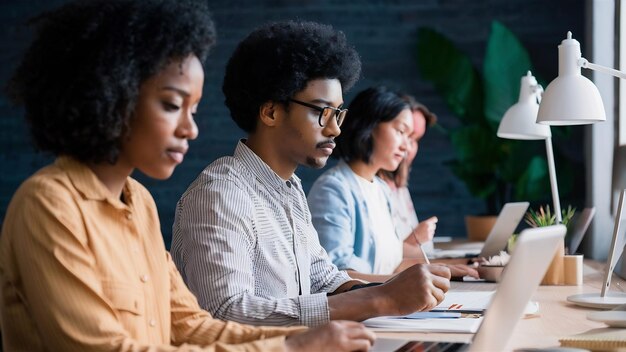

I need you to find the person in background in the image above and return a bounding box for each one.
[377,94,438,260]
[0,1,374,350]
[308,86,478,283]
[171,21,451,328]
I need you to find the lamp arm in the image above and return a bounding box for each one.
[545,137,563,224]
[579,58,626,80]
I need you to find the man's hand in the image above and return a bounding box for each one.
[376,263,450,315]
[285,321,376,352]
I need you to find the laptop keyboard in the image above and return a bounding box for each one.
[395,341,468,352]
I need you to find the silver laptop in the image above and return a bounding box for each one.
[566,207,595,255]
[372,224,566,352]
[432,202,529,259]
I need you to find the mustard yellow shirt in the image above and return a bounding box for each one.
[0,157,304,351]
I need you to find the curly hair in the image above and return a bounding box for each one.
[222,20,361,133]
[335,86,409,163]
[6,0,216,164]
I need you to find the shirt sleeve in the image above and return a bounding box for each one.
[172,179,331,327]
[168,251,306,349]
[308,175,373,273]
[7,182,300,352]
[305,222,353,294]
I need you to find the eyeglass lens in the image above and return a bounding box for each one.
[320,107,347,127]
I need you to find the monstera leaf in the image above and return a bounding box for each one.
[483,21,534,128]
[515,156,550,200]
[416,28,483,124]
[416,20,575,214]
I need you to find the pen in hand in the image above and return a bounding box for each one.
[412,230,431,264]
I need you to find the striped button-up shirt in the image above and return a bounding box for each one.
[0,157,303,351]
[172,141,351,327]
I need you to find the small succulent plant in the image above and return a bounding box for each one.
[524,204,576,228]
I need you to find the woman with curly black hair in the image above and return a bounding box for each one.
[172,21,451,329]
[1,2,375,351]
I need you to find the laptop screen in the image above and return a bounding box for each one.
[372,225,566,352]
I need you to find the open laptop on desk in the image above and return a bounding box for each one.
[431,202,529,260]
[566,207,595,255]
[372,224,566,352]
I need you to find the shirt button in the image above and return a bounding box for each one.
[149,319,156,327]
[140,274,149,282]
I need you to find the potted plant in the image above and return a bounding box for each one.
[524,204,576,228]
[522,204,576,285]
[415,21,575,239]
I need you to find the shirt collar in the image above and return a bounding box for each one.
[55,156,133,209]
[233,140,300,192]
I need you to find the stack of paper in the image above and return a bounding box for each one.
[363,316,482,333]
[363,289,539,333]
[432,291,495,313]
[432,290,539,315]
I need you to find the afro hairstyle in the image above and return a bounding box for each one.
[6,0,216,164]
[222,20,361,133]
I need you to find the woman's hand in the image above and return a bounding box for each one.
[440,263,479,279]
[410,216,438,244]
[285,321,376,352]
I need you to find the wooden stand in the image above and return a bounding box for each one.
[541,239,565,285]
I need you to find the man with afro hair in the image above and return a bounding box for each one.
[172,21,451,328]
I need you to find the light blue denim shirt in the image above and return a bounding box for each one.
[308,161,396,274]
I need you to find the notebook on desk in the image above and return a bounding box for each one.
[431,202,529,259]
[372,224,566,352]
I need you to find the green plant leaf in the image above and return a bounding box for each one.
[553,149,575,198]
[449,160,497,199]
[415,23,578,213]
[483,20,534,127]
[416,27,484,123]
[449,125,502,173]
[447,125,505,201]
[515,155,549,200]
[496,140,550,200]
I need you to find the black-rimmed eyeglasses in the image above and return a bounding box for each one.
[288,98,348,127]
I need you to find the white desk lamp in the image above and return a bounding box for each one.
[536,31,607,125]
[536,31,626,307]
[497,71,562,224]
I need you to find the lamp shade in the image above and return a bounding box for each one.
[536,32,606,125]
[498,72,551,140]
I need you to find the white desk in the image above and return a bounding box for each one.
[376,261,626,351]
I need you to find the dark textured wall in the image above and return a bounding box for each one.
[0,0,585,247]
